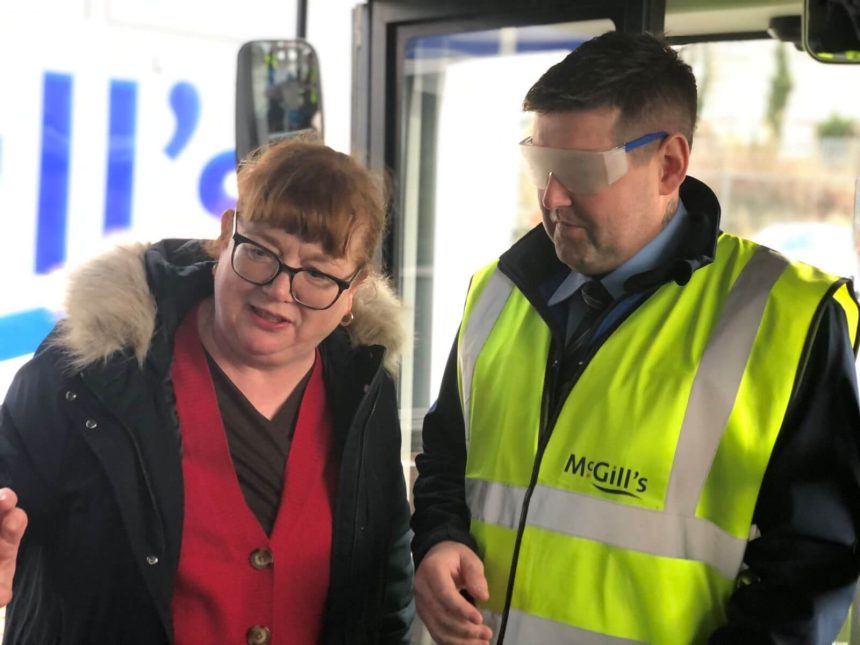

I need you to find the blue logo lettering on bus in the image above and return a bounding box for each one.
[36,72,72,275]
[104,79,138,233]
[166,81,234,217]
[165,81,200,159]
[199,150,238,216]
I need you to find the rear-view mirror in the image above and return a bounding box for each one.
[803,0,860,63]
[235,39,324,163]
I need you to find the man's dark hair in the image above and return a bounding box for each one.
[523,31,698,147]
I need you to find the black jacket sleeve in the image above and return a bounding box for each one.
[379,464,417,644]
[411,333,479,569]
[0,350,68,540]
[710,299,860,644]
[0,404,51,538]
[366,368,415,644]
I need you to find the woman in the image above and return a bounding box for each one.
[0,140,414,644]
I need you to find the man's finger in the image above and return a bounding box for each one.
[435,578,484,622]
[417,570,491,643]
[420,593,492,645]
[460,554,490,603]
[424,587,492,640]
[416,587,458,642]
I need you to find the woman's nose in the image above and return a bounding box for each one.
[266,269,295,302]
[540,173,573,211]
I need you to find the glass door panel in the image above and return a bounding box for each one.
[397,19,615,452]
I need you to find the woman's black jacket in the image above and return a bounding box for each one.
[0,239,415,644]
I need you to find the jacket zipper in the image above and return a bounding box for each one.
[348,393,378,571]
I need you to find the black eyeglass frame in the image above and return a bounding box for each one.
[230,213,362,310]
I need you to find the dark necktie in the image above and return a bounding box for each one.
[565,279,613,354]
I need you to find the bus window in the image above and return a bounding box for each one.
[680,38,859,281]
[397,19,615,450]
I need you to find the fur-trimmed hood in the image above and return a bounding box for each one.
[51,242,409,374]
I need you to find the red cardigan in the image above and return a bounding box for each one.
[170,310,337,644]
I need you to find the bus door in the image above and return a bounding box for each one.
[354,0,662,465]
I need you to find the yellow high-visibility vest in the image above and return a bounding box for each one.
[457,233,859,644]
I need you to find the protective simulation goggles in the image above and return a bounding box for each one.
[519,131,668,195]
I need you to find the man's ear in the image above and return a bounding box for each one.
[658,134,690,196]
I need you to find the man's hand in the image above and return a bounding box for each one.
[0,488,27,607]
[415,540,493,645]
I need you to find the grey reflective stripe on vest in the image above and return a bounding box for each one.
[466,478,745,579]
[664,246,789,514]
[463,246,790,578]
[481,609,644,644]
[459,269,514,445]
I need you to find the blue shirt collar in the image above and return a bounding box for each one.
[548,199,689,305]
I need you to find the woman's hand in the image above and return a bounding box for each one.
[0,488,27,607]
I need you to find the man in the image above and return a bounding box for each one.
[411,31,860,644]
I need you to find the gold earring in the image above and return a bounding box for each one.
[211,262,218,276]
[340,311,354,327]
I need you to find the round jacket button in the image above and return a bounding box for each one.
[249,548,273,570]
[65,391,77,401]
[85,419,98,430]
[246,625,271,645]
[145,555,159,565]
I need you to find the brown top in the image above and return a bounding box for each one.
[205,352,312,535]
